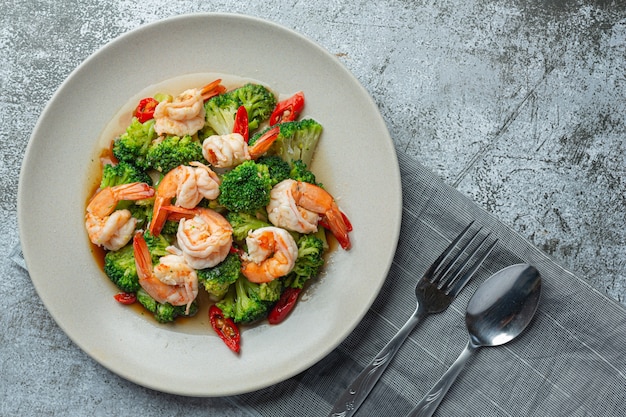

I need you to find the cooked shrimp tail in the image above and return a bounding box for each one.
[320,208,352,250]
[133,231,154,277]
[248,126,280,159]
[87,182,154,217]
[160,204,196,221]
[201,79,227,101]
[149,166,183,236]
[149,194,170,237]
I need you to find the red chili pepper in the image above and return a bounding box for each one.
[134,97,159,123]
[113,292,136,305]
[268,287,302,325]
[209,305,241,353]
[269,91,305,125]
[232,105,249,142]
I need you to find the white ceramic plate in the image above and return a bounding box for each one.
[18,13,401,397]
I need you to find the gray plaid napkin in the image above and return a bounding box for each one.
[230,152,626,416]
[12,152,626,416]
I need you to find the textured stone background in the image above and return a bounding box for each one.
[1,0,624,415]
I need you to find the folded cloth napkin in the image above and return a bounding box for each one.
[12,152,626,416]
[230,152,626,416]
[9,243,27,271]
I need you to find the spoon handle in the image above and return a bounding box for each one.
[407,340,477,417]
[328,306,428,417]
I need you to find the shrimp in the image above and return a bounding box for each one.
[267,179,352,250]
[149,161,220,236]
[162,206,233,270]
[266,179,320,234]
[202,126,280,168]
[133,232,198,315]
[202,133,250,168]
[240,226,299,283]
[153,88,205,137]
[85,182,154,251]
[153,79,226,137]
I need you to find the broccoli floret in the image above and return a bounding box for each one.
[142,231,173,262]
[225,212,271,242]
[136,289,198,323]
[160,219,180,236]
[145,135,203,173]
[198,124,218,141]
[103,243,139,293]
[218,160,273,215]
[136,288,157,311]
[259,280,282,302]
[112,118,157,169]
[204,93,239,135]
[197,252,242,300]
[157,301,198,322]
[204,84,277,136]
[267,119,323,168]
[233,277,271,323]
[100,161,152,188]
[126,199,154,230]
[289,159,318,185]
[284,233,326,289]
[257,155,291,186]
[216,284,236,318]
[229,83,277,131]
[216,275,272,324]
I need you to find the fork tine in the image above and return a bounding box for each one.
[437,232,488,288]
[432,228,483,287]
[423,221,475,281]
[445,237,498,297]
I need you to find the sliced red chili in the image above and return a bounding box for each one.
[134,97,159,123]
[232,105,249,142]
[113,292,136,305]
[268,288,302,325]
[209,305,241,353]
[269,91,305,125]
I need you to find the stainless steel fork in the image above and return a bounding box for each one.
[328,222,497,417]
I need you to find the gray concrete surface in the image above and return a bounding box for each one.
[1,0,624,415]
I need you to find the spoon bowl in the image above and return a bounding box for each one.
[407,263,542,417]
[466,264,542,347]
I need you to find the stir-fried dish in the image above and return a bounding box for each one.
[85,79,352,353]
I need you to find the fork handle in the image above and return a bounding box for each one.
[328,306,428,417]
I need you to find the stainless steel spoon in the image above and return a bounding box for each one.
[407,263,542,417]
